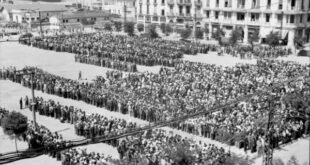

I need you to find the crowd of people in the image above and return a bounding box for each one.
[19,97,231,165]
[217,45,292,59]
[0,107,66,156]
[19,33,210,69]
[1,57,309,155]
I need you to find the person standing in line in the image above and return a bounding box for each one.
[20,97,23,109]
[78,71,82,80]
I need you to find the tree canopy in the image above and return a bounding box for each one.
[124,22,135,36]
[1,111,28,138]
[229,28,242,46]
[266,31,281,47]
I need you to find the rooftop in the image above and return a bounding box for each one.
[0,3,68,12]
[60,11,120,19]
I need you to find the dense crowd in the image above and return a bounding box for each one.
[218,45,292,59]
[1,58,309,155]
[19,97,231,165]
[19,33,210,69]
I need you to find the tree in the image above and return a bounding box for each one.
[212,28,225,45]
[137,23,144,32]
[124,22,135,36]
[162,141,196,165]
[223,154,254,165]
[294,36,306,49]
[195,28,204,39]
[273,158,285,165]
[229,28,243,46]
[265,31,281,47]
[147,24,159,38]
[180,28,192,39]
[1,111,28,152]
[80,18,95,26]
[160,23,173,36]
[114,21,122,32]
[287,156,300,165]
[249,30,260,50]
[104,22,112,31]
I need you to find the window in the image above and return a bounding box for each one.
[267,0,271,9]
[238,0,245,8]
[308,14,310,22]
[290,15,295,23]
[291,0,296,9]
[161,9,165,16]
[251,13,259,21]
[147,5,149,14]
[162,0,165,4]
[265,14,270,22]
[300,15,303,23]
[215,11,219,19]
[31,17,35,21]
[186,6,190,14]
[237,13,245,20]
[216,0,219,7]
[206,0,210,7]
[205,11,209,18]
[224,12,231,19]
[277,14,282,23]
[279,0,283,9]
[139,4,142,14]
[77,18,80,22]
[301,0,304,10]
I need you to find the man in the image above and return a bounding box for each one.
[20,97,23,109]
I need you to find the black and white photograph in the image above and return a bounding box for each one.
[0,0,309,165]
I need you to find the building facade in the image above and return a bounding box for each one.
[136,0,310,45]
[102,0,136,22]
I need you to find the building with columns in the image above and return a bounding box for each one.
[136,0,310,46]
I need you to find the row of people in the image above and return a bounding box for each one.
[19,33,209,67]
[218,45,291,59]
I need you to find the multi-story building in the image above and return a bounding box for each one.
[136,0,310,46]
[102,0,136,22]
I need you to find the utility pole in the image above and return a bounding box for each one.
[280,11,284,40]
[193,0,197,44]
[39,11,43,38]
[15,69,37,129]
[123,0,127,32]
[263,95,275,165]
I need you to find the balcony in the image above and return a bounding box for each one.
[178,13,185,17]
[167,0,174,5]
[167,12,175,17]
[237,4,245,9]
[177,0,192,5]
[195,1,202,6]
[160,16,166,22]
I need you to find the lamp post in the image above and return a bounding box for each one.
[193,0,197,44]
[15,68,37,129]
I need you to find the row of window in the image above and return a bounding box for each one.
[142,0,310,10]
[62,17,97,23]
[206,11,310,24]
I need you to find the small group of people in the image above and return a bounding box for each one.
[0,107,66,154]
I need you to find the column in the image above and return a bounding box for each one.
[208,23,212,39]
[243,25,248,43]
